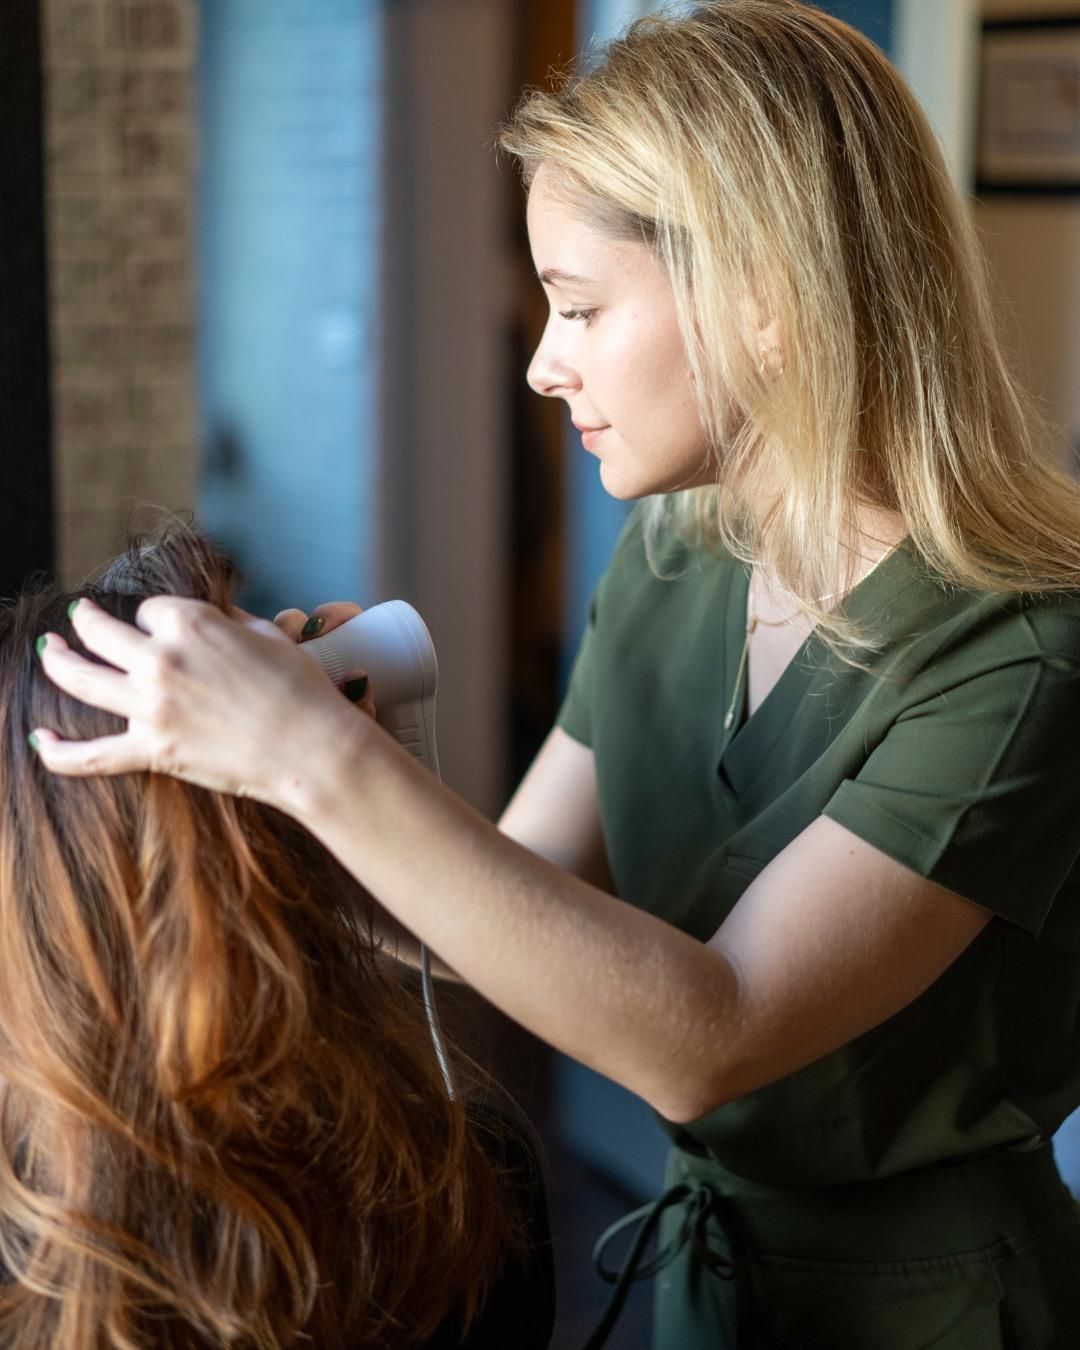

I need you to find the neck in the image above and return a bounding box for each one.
[750,505,907,624]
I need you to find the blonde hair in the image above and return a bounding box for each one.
[498,0,1080,652]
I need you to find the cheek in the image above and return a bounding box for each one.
[615,325,698,439]
[597,313,688,415]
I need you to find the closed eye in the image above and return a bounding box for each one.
[559,308,597,325]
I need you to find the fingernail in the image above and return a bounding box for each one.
[300,616,325,639]
[27,732,40,753]
[67,599,80,620]
[35,635,48,659]
[345,675,368,702]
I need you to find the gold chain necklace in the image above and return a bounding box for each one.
[722,548,896,732]
[722,583,792,730]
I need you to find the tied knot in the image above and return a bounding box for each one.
[582,1176,748,1349]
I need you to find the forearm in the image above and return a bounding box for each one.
[288,713,737,1121]
[368,900,462,981]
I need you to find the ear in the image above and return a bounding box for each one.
[757,318,784,373]
[742,290,785,374]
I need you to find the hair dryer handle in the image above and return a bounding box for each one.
[297,601,440,778]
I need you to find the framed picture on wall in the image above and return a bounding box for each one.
[976,16,1080,195]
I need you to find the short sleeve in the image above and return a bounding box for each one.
[823,645,1080,936]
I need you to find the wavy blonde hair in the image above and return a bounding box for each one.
[0,527,523,1348]
[498,0,1080,651]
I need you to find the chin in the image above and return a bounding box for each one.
[597,460,651,501]
[598,457,707,502]
[596,448,672,501]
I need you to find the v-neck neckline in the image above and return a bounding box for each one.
[719,537,913,755]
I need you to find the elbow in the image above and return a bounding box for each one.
[644,949,751,1123]
[651,1049,789,1124]
[650,1077,738,1126]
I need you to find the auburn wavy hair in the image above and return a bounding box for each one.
[0,527,522,1348]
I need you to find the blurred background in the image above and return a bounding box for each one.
[2,0,1078,1345]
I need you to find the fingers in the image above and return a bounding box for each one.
[133,594,222,641]
[66,597,151,674]
[309,602,364,637]
[273,602,364,644]
[28,726,146,777]
[342,669,376,719]
[239,614,291,645]
[273,608,310,643]
[37,634,147,721]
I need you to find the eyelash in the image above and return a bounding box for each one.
[558,307,597,326]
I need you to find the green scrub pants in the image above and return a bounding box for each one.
[587,1141,1080,1349]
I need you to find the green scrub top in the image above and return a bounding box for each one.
[556,504,1080,1186]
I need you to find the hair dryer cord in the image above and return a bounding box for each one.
[420,945,456,1099]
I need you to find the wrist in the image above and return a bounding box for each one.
[275,703,378,829]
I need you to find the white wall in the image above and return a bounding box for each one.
[894,0,979,189]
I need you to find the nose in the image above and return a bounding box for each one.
[526,322,582,399]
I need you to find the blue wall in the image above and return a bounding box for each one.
[816,0,893,52]
[197,1,382,617]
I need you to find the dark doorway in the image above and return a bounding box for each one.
[0,0,55,595]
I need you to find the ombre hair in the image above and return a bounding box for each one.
[498,0,1080,652]
[0,526,521,1347]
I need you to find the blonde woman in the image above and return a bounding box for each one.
[32,2,1080,1345]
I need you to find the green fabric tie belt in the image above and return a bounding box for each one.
[582,1174,753,1349]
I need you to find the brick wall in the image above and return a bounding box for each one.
[42,0,198,585]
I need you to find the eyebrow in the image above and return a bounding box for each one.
[538,268,595,287]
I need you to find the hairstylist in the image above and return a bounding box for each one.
[31,3,1080,1347]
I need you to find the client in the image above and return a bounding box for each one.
[0,526,553,1349]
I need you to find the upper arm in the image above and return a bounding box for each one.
[696,815,991,1113]
[499,726,614,892]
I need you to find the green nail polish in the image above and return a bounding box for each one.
[27,733,40,753]
[301,615,325,639]
[35,635,47,658]
[345,676,368,702]
[67,599,80,620]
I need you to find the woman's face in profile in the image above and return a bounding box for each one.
[525,163,713,500]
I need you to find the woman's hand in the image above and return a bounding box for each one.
[273,601,377,719]
[31,595,375,813]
